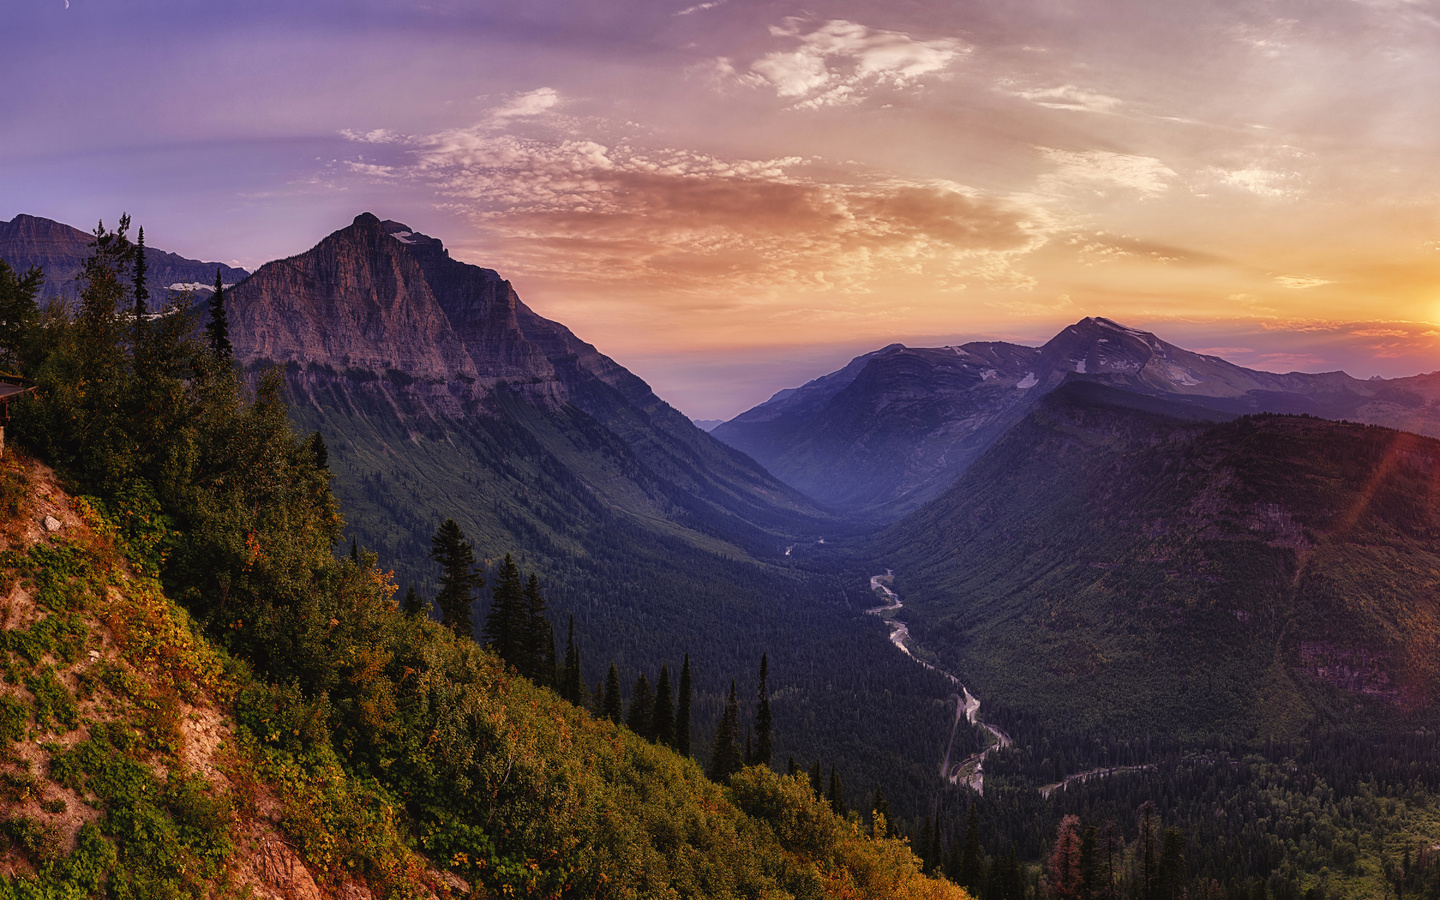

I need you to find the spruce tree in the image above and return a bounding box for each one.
[708,681,742,782]
[959,802,984,894]
[561,615,584,706]
[827,765,846,817]
[651,664,674,747]
[307,431,329,472]
[207,269,231,359]
[401,584,427,619]
[521,572,557,687]
[809,760,824,799]
[430,519,480,638]
[626,672,654,739]
[753,653,772,768]
[484,554,524,667]
[131,225,148,326]
[675,653,692,756]
[601,662,623,725]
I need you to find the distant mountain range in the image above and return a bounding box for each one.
[714,316,1440,519]
[0,213,248,302]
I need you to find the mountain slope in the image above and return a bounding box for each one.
[715,317,1428,519]
[0,213,247,303]
[874,382,1440,739]
[219,215,968,818]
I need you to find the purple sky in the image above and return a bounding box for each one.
[6,0,1440,418]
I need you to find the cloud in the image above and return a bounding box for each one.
[1038,149,1177,198]
[491,87,560,120]
[739,19,969,109]
[675,1,725,15]
[1273,275,1333,289]
[1012,84,1123,113]
[351,126,1043,296]
[340,128,404,144]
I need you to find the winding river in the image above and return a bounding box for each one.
[866,572,1012,794]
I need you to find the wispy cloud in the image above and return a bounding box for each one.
[1037,149,1177,198]
[1011,84,1123,113]
[737,19,969,109]
[1274,275,1333,289]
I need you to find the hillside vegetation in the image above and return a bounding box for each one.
[0,230,968,897]
[880,383,1440,739]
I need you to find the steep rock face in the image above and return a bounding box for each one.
[229,214,498,389]
[0,213,247,302]
[223,212,827,603]
[715,316,1422,519]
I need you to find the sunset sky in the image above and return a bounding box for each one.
[5,0,1440,418]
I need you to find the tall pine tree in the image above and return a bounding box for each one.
[521,572,557,687]
[131,226,148,327]
[429,519,480,638]
[626,673,654,740]
[651,664,674,748]
[484,554,525,667]
[675,653,692,757]
[708,681,742,782]
[561,615,584,706]
[207,269,231,359]
[752,653,772,768]
[601,662,623,725]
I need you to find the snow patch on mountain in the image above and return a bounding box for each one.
[1016,373,1038,389]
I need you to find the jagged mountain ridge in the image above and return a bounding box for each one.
[714,316,1436,518]
[0,213,248,302]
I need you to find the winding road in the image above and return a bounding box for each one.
[867,572,1012,794]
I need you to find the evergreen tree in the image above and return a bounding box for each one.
[429,519,480,638]
[708,681,742,782]
[752,653,772,768]
[626,672,654,739]
[0,261,41,370]
[809,760,824,799]
[484,554,524,665]
[675,653,692,757]
[1079,825,1099,900]
[1156,827,1186,900]
[306,431,329,472]
[601,662,623,725]
[827,765,845,817]
[521,572,557,687]
[651,664,674,748]
[1137,802,1159,900]
[959,802,984,894]
[207,269,231,359]
[400,584,427,619]
[561,615,584,706]
[131,225,148,325]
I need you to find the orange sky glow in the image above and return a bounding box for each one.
[5,1,1440,417]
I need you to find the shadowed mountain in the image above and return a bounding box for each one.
[873,382,1440,739]
[0,213,247,302]
[714,317,1436,519]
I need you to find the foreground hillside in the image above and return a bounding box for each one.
[0,222,968,898]
[879,382,1440,738]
